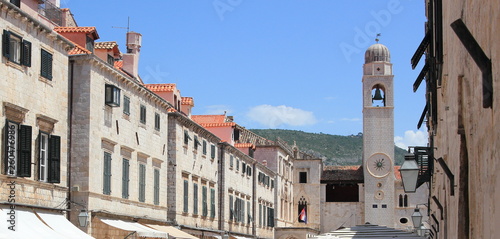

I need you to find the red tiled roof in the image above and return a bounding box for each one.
[95,41,118,49]
[68,44,92,55]
[235,143,256,149]
[182,97,194,106]
[145,84,176,92]
[192,115,226,124]
[322,165,364,181]
[54,26,99,39]
[114,60,123,68]
[167,108,177,113]
[394,166,401,180]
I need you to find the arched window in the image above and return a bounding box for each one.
[398,194,403,207]
[298,196,307,223]
[404,194,409,207]
[371,84,386,107]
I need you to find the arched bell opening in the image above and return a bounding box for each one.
[371,84,386,107]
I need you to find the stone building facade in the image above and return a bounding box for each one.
[412,0,500,238]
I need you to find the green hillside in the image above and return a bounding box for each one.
[249,129,408,166]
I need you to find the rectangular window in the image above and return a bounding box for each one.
[193,183,198,215]
[154,113,160,131]
[139,105,146,124]
[194,136,200,151]
[39,132,49,182]
[210,144,216,159]
[229,195,234,220]
[247,201,251,224]
[154,168,160,205]
[107,54,114,65]
[210,188,215,218]
[267,208,274,227]
[122,159,129,199]
[47,135,60,183]
[10,0,20,8]
[202,186,208,217]
[230,155,234,168]
[242,162,246,174]
[40,49,52,80]
[183,180,189,213]
[2,30,31,66]
[299,172,307,183]
[382,204,387,208]
[123,96,130,115]
[247,166,252,177]
[184,130,190,145]
[86,35,94,52]
[271,179,274,189]
[372,204,378,208]
[236,159,240,171]
[202,140,207,155]
[241,199,245,223]
[139,164,146,202]
[103,152,112,195]
[105,84,121,107]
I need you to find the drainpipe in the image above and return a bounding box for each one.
[217,142,226,231]
[67,59,74,222]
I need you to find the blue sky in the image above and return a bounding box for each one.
[62,0,428,149]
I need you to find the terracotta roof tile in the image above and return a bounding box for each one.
[235,143,256,149]
[145,84,176,92]
[95,41,118,49]
[322,165,364,181]
[182,97,194,106]
[54,26,99,39]
[192,115,226,124]
[394,166,401,180]
[114,60,123,68]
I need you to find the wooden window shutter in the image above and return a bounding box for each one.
[21,40,31,67]
[154,168,160,205]
[183,180,189,213]
[47,135,60,183]
[17,125,32,177]
[202,140,207,155]
[229,195,233,220]
[241,199,245,223]
[210,144,215,159]
[103,152,112,195]
[193,183,198,214]
[41,49,52,79]
[122,159,129,199]
[202,186,207,216]
[210,188,215,218]
[2,30,10,58]
[139,164,146,202]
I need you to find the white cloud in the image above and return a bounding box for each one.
[394,130,428,149]
[340,118,361,122]
[246,105,317,128]
[204,105,232,115]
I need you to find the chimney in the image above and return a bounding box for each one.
[122,31,142,79]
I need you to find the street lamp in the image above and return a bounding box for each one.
[400,153,420,193]
[78,209,89,227]
[411,208,423,229]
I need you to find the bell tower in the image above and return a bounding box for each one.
[362,42,395,227]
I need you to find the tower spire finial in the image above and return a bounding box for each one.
[375,33,381,43]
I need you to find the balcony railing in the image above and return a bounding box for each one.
[38,0,63,26]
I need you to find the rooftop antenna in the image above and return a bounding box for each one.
[112,16,130,33]
[375,33,381,43]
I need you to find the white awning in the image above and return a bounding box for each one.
[0,207,67,239]
[100,218,168,238]
[35,211,95,239]
[144,224,199,239]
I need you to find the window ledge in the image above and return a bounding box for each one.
[5,60,24,71]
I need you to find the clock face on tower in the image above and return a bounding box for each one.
[366,153,392,177]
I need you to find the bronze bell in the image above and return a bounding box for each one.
[372,87,384,101]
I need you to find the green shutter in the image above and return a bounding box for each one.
[259,204,262,227]
[247,201,251,224]
[242,163,246,174]
[139,164,146,202]
[202,140,207,155]
[21,40,31,67]
[229,195,233,220]
[47,135,60,183]
[202,186,207,216]
[230,155,233,167]
[210,188,215,218]
[183,180,189,213]
[241,199,245,223]
[103,152,112,195]
[193,183,198,214]
[154,168,160,205]
[210,144,215,159]
[2,30,10,58]
[41,49,52,79]
[122,159,129,199]
[17,125,32,177]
